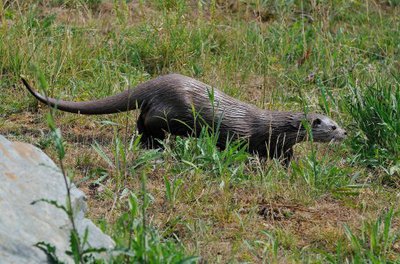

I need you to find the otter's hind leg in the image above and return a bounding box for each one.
[136,113,165,149]
[136,114,150,148]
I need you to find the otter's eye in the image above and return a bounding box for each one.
[332,126,337,130]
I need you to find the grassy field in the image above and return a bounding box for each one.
[1,0,399,263]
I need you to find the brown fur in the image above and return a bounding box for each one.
[21,74,347,165]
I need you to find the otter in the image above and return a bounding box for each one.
[21,74,346,165]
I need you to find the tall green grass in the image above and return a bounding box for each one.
[346,80,400,169]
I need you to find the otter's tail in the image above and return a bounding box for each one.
[21,78,143,115]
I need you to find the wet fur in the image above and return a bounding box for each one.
[21,74,346,165]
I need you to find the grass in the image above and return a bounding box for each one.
[346,79,400,169]
[324,208,400,263]
[1,0,400,262]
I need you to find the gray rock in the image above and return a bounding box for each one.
[0,135,115,263]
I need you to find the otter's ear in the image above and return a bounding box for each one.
[312,118,322,128]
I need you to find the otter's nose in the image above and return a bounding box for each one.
[338,128,347,140]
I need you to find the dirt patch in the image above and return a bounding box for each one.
[258,196,362,249]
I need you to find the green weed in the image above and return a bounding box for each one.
[110,179,198,263]
[164,174,184,209]
[30,70,107,263]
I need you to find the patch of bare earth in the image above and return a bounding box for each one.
[259,196,359,250]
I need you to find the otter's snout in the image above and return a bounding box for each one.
[334,127,347,141]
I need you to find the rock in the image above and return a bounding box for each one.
[0,135,114,263]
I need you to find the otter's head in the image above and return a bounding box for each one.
[306,113,347,143]
[289,113,347,143]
